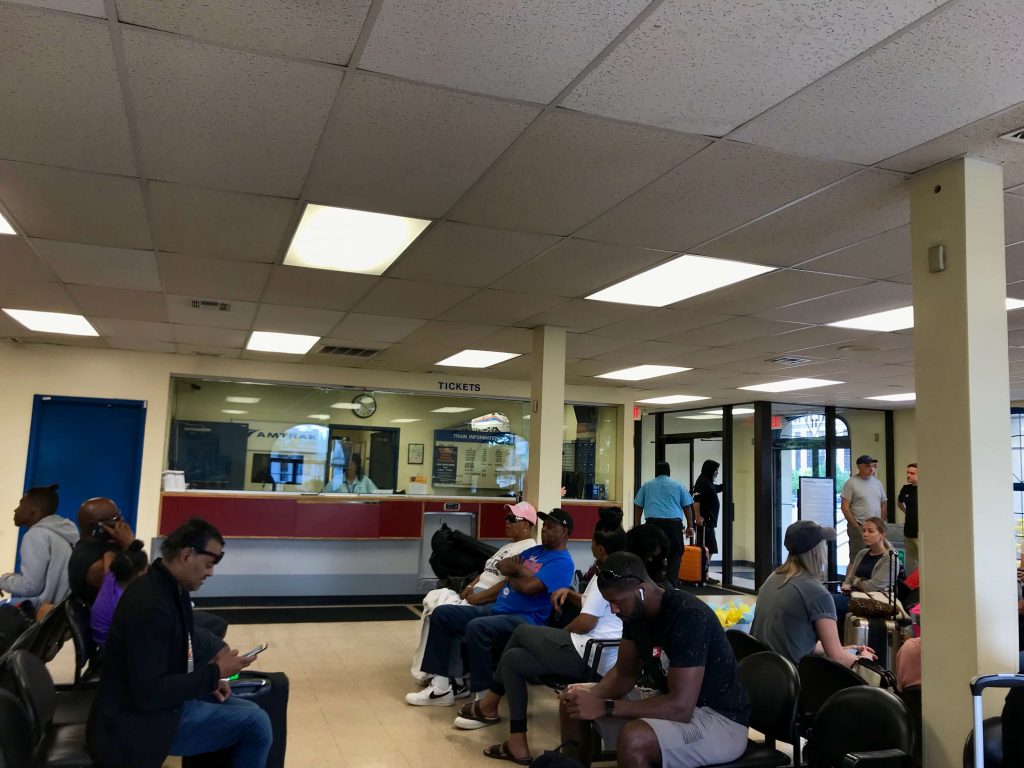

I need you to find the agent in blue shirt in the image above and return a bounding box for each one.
[634,461,695,587]
[408,508,575,707]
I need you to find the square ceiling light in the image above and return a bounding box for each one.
[226,396,260,404]
[284,203,431,275]
[1008,299,1024,311]
[330,402,360,410]
[703,407,755,415]
[222,409,248,415]
[0,211,15,235]
[677,414,721,420]
[866,392,916,402]
[308,414,331,420]
[431,406,473,413]
[636,394,709,404]
[832,300,1024,332]
[246,331,319,354]
[436,350,521,368]
[596,365,690,381]
[739,378,843,393]
[2,308,98,336]
[390,418,421,423]
[586,254,774,308]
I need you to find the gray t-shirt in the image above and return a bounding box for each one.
[750,571,837,664]
[840,474,887,523]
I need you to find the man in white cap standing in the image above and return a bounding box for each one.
[840,455,888,561]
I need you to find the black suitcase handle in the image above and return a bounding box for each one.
[970,673,1024,696]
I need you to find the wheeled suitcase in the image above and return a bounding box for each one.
[678,530,709,585]
[968,673,1024,767]
[844,614,901,671]
[182,670,289,768]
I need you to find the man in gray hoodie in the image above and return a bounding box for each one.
[0,484,79,611]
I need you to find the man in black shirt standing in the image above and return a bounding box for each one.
[897,463,919,573]
[559,552,749,768]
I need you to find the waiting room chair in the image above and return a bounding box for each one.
[897,686,921,768]
[64,598,100,688]
[0,686,35,767]
[30,598,71,664]
[962,717,1003,768]
[804,686,913,768]
[726,629,771,662]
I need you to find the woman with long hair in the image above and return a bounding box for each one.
[692,459,723,584]
[750,521,874,667]
[833,516,898,628]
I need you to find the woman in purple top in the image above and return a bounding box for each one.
[91,540,148,647]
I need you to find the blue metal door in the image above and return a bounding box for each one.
[21,395,146,552]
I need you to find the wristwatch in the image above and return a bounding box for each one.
[604,699,615,718]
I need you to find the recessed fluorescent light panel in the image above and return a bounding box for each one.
[596,365,690,381]
[866,393,916,402]
[222,409,248,415]
[2,309,98,336]
[703,408,755,415]
[431,407,473,413]
[586,254,774,308]
[635,395,709,404]
[307,414,331,420]
[436,350,521,368]
[1008,298,1024,310]
[246,331,319,354]
[330,402,360,410]
[226,396,260,404]
[739,378,843,393]
[390,418,421,423]
[678,414,721,420]
[284,203,431,275]
[829,307,914,332]
[0,211,15,235]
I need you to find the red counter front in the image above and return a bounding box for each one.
[159,492,615,541]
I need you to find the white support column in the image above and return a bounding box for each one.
[526,326,566,515]
[910,157,1018,767]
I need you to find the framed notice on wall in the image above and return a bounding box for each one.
[431,429,524,489]
[798,476,836,529]
[408,443,424,465]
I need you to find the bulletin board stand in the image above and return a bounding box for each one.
[798,476,838,582]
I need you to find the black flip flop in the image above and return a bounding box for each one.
[483,741,532,765]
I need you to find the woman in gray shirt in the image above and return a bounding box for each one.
[751,521,874,667]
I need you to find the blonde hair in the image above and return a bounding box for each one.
[774,540,827,584]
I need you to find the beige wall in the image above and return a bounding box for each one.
[0,341,633,570]
[731,413,756,562]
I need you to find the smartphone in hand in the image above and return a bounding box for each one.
[242,642,269,658]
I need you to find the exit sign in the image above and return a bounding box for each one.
[771,415,783,429]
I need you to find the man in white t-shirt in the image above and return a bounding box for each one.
[841,455,888,559]
[409,502,538,692]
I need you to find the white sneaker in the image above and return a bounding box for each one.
[452,679,471,700]
[405,684,454,707]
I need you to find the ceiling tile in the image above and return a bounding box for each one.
[590,308,736,340]
[360,0,648,103]
[449,110,709,235]
[329,313,426,343]
[879,102,1024,188]
[675,269,872,317]
[754,280,913,325]
[589,340,707,366]
[437,289,565,325]
[0,160,151,248]
[0,4,133,174]
[148,182,297,264]
[673,317,810,347]
[731,0,1024,163]
[165,294,256,329]
[351,278,476,320]
[1007,244,1024,283]
[175,343,242,359]
[0,281,79,313]
[68,285,168,321]
[1007,194,1024,246]
[0,237,57,282]
[565,333,635,359]
[399,321,504,348]
[724,325,870,354]
[306,73,539,219]
[157,253,270,302]
[370,343,462,369]
[121,26,342,196]
[490,239,672,297]
[474,327,536,354]
[521,299,648,334]
[10,1,106,16]
[577,140,857,252]
[260,267,376,311]
[90,318,175,341]
[32,239,161,291]
[564,0,942,135]
[388,222,559,287]
[171,325,248,347]
[105,338,176,353]
[655,347,763,368]
[252,303,343,335]
[797,227,910,280]
[115,0,371,65]
[484,354,533,378]
[701,171,909,267]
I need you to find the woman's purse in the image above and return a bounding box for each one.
[848,550,904,619]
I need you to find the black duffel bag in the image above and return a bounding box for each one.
[428,522,497,580]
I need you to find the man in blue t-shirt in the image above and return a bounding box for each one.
[634,461,695,587]
[407,508,575,707]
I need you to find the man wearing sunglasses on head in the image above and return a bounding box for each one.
[559,551,749,768]
[410,502,539,692]
[88,517,272,768]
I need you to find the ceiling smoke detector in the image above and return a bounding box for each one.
[999,128,1024,144]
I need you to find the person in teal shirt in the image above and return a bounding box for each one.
[330,453,379,494]
[634,461,694,586]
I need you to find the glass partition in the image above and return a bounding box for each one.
[561,404,619,501]
[771,404,829,570]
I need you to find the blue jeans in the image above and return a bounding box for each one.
[169,695,272,767]
[422,604,528,692]
[833,593,851,633]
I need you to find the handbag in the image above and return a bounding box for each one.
[848,550,904,619]
[853,658,899,689]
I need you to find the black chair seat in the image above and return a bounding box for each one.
[40,722,94,767]
[52,689,95,726]
[708,740,791,767]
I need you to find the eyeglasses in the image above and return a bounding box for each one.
[193,546,224,565]
[505,514,527,524]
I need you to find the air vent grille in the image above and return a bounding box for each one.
[767,355,813,366]
[318,345,382,359]
[999,128,1024,144]
[190,299,231,312]
[190,350,223,358]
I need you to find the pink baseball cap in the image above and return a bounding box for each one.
[504,501,537,525]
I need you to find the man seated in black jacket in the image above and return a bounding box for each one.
[87,517,271,768]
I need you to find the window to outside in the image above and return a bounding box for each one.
[1012,410,1024,561]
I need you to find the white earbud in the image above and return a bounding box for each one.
[638,587,645,601]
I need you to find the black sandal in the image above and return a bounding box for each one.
[483,741,532,765]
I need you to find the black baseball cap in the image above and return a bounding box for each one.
[855,454,876,465]
[537,507,574,535]
[784,520,836,555]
